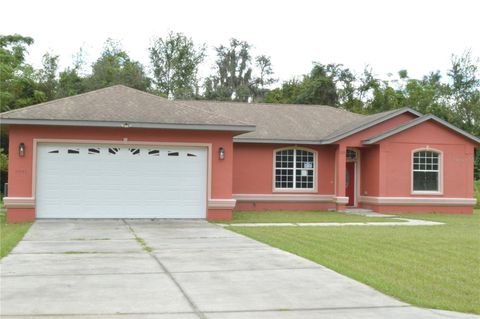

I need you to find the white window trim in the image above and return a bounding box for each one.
[272,147,318,193]
[411,148,443,195]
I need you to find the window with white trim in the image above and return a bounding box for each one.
[412,150,440,192]
[275,149,315,189]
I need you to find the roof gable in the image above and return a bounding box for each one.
[320,107,422,144]
[363,114,480,145]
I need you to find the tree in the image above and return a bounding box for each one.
[205,39,254,101]
[0,34,46,112]
[447,51,480,137]
[57,49,89,98]
[36,52,59,100]
[86,39,151,91]
[265,63,342,106]
[253,55,276,99]
[263,79,302,104]
[296,63,354,106]
[149,32,205,99]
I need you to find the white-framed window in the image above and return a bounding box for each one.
[274,148,315,190]
[412,150,441,193]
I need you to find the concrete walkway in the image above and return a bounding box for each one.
[1,219,476,319]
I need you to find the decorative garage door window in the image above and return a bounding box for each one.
[413,150,440,192]
[275,149,315,189]
[129,148,140,155]
[109,147,120,155]
[88,147,100,155]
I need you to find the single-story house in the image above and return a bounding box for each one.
[1,85,478,222]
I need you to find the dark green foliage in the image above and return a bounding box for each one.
[205,39,276,102]
[85,39,151,91]
[149,32,205,99]
[0,34,46,112]
[475,150,480,181]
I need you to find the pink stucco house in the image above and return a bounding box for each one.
[1,85,478,222]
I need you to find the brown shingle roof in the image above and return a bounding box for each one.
[183,100,365,143]
[0,85,254,132]
[0,85,422,143]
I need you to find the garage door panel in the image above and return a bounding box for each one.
[36,144,207,218]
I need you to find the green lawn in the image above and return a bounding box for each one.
[228,210,480,314]
[0,213,32,258]
[217,210,403,224]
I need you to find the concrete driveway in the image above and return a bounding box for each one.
[1,220,478,319]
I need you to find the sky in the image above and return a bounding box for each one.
[1,0,479,85]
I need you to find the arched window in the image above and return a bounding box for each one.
[412,150,441,192]
[275,148,315,190]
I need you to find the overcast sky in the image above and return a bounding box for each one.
[1,0,479,85]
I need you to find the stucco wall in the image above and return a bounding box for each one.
[232,143,336,195]
[378,120,476,198]
[6,125,236,221]
[360,145,380,197]
[232,143,337,211]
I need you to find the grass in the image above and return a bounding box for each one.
[228,210,480,314]
[216,210,404,224]
[0,213,32,258]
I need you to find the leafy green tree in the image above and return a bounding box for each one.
[0,148,7,173]
[447,51,480,137]
[474,150,480,180]
[36,52,59,100]
[149,32,205,99]
[205,39,254,101]
[253,55,276,100]
[0,147,7,195]
[264,79,302,104]
[86,39,151,91]
[57,67,85,98]
[0,34,46,112]
[266,63,344,106]
[57,49,87,98]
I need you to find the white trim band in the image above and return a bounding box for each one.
[4,197,36,208]
[359,196,477,206]
[334,196,349,204]
[208,199,237,209]
[233,194,335,202]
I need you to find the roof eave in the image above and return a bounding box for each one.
[234,137,323,145]
[0,118,256,133]
[362,114,480,145]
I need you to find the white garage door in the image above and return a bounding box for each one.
[36,143,207,218]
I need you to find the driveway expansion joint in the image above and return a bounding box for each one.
[122,219,207,319]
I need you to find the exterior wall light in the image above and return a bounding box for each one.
[219,147,225,160]
[19,143,25,157]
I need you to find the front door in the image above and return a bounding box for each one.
[345,162,355,206]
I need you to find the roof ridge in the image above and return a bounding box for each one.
[186,99,362,115]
